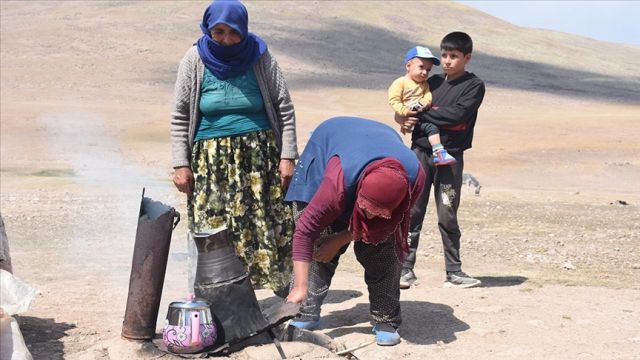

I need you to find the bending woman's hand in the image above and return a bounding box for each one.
[313,230,352,263]
[172,166,194,197]
[287,260,311,304]
[279,159,295,189]
[286,285,308,304]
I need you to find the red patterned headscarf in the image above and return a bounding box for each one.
[350,158,412,261]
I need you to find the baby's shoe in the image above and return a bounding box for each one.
[433,149,457,166]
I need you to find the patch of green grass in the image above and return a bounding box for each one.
[31,169,75,177]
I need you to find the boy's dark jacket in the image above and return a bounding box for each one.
[412,72,485,153]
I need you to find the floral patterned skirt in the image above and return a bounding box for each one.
[188,130,293,291]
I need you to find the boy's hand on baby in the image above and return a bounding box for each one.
[395,113,407,134]
[395,113,416,135]
[402,116,418,134]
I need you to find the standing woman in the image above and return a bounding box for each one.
[170,0,298,293]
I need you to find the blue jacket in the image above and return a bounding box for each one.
[285,116,421,218]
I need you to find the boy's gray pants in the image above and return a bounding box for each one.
[403,147,465,272]
[292,202,402,328]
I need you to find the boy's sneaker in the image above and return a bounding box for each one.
[433,149,457,166]
[444,271,481,288]
[399,268,417,289]
[372,323,401,346]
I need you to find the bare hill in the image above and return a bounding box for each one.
[1,1,639,104]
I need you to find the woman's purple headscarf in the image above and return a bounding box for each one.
[196,0,267,80]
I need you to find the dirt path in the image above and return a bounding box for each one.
[4,186,640,360]
[1,87,639,360]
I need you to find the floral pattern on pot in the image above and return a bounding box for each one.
[163,324,217,354]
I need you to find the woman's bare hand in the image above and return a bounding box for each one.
[172,167,194,197]
[313,231,351,263]
[279,159,295,189]
[287,260,310,303]
[314,240,341,263]
[286,285,308,304]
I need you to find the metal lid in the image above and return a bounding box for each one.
[168,294,211,310]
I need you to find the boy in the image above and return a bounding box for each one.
[388,46,456,165]
[395,32,485,289]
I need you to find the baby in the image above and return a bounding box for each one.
[388,46,456,165]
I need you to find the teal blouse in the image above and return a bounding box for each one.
[194,68,270,141]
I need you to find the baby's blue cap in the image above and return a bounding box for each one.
[404,46,440,66]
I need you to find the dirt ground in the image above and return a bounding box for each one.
[1,1,639,359]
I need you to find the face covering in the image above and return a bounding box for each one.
[350,158,412,261]
[196,0,267,80]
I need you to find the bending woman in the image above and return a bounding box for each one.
[285,117,425,346]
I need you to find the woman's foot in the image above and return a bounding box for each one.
[289,318,322,330]
[372,323,401,346]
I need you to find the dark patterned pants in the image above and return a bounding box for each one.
[292,202,402,328]
[403,147,465,272]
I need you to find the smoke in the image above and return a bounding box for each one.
[37,110,182,284]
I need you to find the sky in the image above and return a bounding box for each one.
[457,1,640,45]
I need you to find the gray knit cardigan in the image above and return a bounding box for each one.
[170,46,299,169]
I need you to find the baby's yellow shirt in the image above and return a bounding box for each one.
[388,76,432,116]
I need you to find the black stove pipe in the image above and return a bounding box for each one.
[122,189,180,340]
